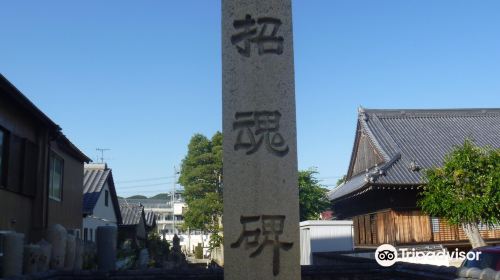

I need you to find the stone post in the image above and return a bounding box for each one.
[36,239,52,272]
[1,232,24,278]
[96,226,117,271]
[64,234,76,270]
[74,237,84,270]
[23,244,42,274]
[222,0,301,279]
[45,224,67,269]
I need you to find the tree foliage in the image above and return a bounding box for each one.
[418,139,500,247]
[178,132,223,248]
[299,169,331,221]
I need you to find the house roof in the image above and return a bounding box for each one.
[144,211,157,228]
[329,108,500,202]
[83,163,122,224]
[0,74,90,163]
[119,200,145,226]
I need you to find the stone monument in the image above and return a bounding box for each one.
[96,226,117,271]
[1,232,24,278]
[222,0,301,279]
[45,224,67,269]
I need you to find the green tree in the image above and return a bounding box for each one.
[178,132,223,249]
[299,169,331,221]
[418,140,500,248]
[336,174,347,187]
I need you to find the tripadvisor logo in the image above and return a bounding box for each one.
[375,244,398,267]
[375,244,482,267]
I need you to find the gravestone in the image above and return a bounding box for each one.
[222,0,300,279]
[1,232,24,278]
[45,224,67,269]
[23,244,41,274]
[36,239,52,272]
[74,237,83,270]
[64,234,76,270]
[96,226,117,271]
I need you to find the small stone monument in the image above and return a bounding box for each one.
[96,226,117,271]
[167,234,186,267]
[23,244,42,274]
[1,232,24,278]
[45,224,68,269]
[222,0,301,279]
[137,248,150,269]
[36,239,52,272]
[74,237,84,270]
[64,234,76,270]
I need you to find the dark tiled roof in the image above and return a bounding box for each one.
[144,211,157,228]
[119,201,144,226]
[83,164,122,223]
[329,108,500,201]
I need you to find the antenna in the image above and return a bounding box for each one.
[96,148,111,163]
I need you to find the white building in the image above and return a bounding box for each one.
[300,220,354,265]
[125,192,210,254]
[82,163,122,242]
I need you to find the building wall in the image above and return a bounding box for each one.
[83,183,118,242]
[351,132,384,176]
[353,209,500,247]
[47,142,84,232]
[353,209,432,247]
[300,220,354,265]
[0,93,46,240]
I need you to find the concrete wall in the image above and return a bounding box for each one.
[83,183,118,241]
[47,142,84,232]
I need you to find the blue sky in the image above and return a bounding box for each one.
[1,1,499,197]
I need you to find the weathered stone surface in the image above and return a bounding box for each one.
[96,226,117,271]
[45,224,67,269]
[480,268,497,280]
[64,234,76,270]
[23,244,41,274]
[36,239,52,272]
[74,237,84,270]
[1,231,24,278]
[222,0,300,279]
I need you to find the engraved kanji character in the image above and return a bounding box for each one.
[233,111,289,157]
[230,215,261,249]
[231,15,283,57]
[231,14,257,57]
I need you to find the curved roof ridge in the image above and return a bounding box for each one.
[364,108,500,117]
[357,111,405,183]
[359,111,399,160]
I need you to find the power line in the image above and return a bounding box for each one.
[117,182,177,189]
[116,176,177,184]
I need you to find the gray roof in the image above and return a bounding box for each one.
[144,211,157,228]
[119,201,145,226]
[83,164,122,223]
[329,108,500,201]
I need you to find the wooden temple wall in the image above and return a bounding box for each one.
[353,210,500,247]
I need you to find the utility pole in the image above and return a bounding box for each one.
[171,166,178,235]
[96,148,110,163]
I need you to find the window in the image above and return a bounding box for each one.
[49,152,64,201]
[0,129,6,185]
[105,190,109,207]
[84,228,88,241]
[431,217,440,233]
